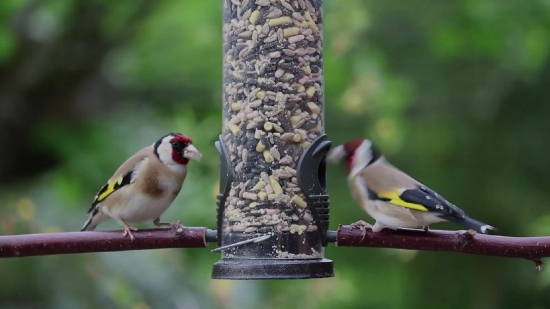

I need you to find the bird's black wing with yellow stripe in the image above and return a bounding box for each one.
[86,170,134,215]
[372,185,466,218]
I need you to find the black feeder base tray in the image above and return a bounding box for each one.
[211,258,334,280]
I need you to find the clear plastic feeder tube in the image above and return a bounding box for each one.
[213,0,332,279]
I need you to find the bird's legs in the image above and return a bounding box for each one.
[153,218,182,229]
[423,225,430,233]
[122,221,138,241]
[350,220,373,241]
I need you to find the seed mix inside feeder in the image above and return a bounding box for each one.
[212,0,333,279]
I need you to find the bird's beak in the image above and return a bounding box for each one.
[183,144,202,162]
[326,145,346,163]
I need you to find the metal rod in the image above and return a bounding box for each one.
[325,230,337,243]
[206,229,219,243]
[0,226,208,258]
[210,234,273,253]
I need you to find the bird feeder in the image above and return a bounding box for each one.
[212,0,333,279]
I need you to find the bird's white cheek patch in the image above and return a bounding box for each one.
[348,141,372,181]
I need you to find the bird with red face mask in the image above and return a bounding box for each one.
[327,138,496,236]
[81,133,202,240]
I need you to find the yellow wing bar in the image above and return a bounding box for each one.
[96,177,124,202]
[93,171,133,205]
[377,190,429,212]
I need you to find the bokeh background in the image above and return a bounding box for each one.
[1,0,550,308]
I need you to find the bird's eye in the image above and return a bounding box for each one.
[170,141,187,150]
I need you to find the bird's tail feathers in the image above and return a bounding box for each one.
[81,216,97,231]
[443,215,497,234]
[81,210,105,231]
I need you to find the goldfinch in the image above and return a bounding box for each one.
[327,138,496,234]
[81,133,202,240]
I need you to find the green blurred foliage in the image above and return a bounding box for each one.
[1,0,550,308]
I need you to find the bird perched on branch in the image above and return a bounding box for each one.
[326,138,496,235]
[81,133,202,240]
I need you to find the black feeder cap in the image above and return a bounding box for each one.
[211,258,334,280]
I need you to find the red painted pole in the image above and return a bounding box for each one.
[334,225,549,269]
[0,227,210,258]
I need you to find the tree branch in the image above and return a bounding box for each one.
[0,226,214,258]
[331,225,548,270]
